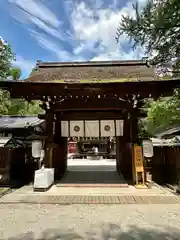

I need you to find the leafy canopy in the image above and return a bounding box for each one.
[0,44,15,80]
[117,0,180,136]
[116,0,180,69]
[8,67,22,80]
[0,42,42,115]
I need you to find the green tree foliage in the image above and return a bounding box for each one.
[0,44,15,80]
[8,67,22,80]
[0,44,43,115]
[117,0,180,136]
[143,91,180,136]
[116,0,180,69]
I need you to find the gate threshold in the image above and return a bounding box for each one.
[56,183,128,188]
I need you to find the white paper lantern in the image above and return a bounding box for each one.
[32,140,42,158]
[142,139,154,158]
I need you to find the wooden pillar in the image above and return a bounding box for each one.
[116,136,121,174]
[44,111,54,168]
[130,110,139,143]
[45,111,54,141]
[116,112,132,181]
[52,119,68,180]
[129,109,140,183]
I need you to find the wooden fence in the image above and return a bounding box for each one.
[0,147,36,186]
[152,146,180,185]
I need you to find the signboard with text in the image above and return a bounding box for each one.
[134,145,144,172]
[133,145,145,186]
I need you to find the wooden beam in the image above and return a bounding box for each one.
[0,79,180,100]
[51,98,135,111]
[39,108,146,121]
[39,111,125,120]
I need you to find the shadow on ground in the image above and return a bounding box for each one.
[59,170,126,184]
[7,223,180,239]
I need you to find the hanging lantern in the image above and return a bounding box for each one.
[32,140,42,158]
[142,139,154,158]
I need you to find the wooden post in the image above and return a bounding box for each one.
[44,111,54,168]
[116,112,132,181]
[130,110,139,144]
[52,119,68,180]
[129,108,142,184]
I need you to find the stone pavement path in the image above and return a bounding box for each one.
[1,193,180,204]
[1,204,180,239]
[0,183,180,204]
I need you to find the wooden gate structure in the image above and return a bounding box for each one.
[0,60,180,182]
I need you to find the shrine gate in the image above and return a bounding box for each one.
[0,60,180,183]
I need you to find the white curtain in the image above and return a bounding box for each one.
[116,120,124,136]
[100,120,115,137]
[61,121,69,137]
[85,120,99,137]
[70,121,84,137]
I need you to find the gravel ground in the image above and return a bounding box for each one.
[0,204,180,239]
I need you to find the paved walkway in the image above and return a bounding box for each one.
[67,158,116,171]
[0,183,179,204]
[1,204,180,239]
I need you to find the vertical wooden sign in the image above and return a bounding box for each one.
[133,145,145,186]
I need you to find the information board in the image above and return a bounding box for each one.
[133,145,145,186]
[134,145,144,172]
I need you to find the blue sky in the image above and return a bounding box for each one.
[0,0,146,78]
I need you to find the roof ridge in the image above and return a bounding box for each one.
[36,59,148,68]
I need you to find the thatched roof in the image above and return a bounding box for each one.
[27,60,157,83]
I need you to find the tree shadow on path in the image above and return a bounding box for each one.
[7,223,180,240]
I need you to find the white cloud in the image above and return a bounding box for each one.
[30,30,83,62]
[8,0,60,27]
[29,30,65,60]
[8,0,65,41]
[70,0,145,60]
[7,0,148,64]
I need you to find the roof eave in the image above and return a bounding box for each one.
[36,60,149,68]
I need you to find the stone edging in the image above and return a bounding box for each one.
[0,195,180,205]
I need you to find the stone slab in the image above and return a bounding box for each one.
[1,194,180,204]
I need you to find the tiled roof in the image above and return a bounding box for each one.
[0,116,44,129]
[27,60,157,83]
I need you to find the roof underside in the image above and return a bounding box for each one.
[29,60,157,83]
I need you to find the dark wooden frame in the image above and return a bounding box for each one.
[0,79,180,182]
